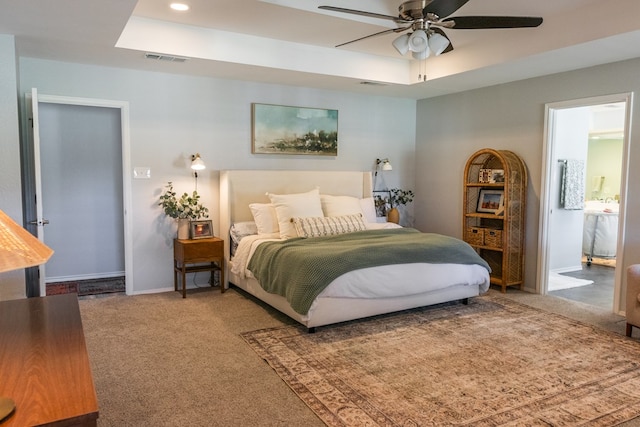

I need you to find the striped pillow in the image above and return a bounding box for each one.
[292,214,367,238]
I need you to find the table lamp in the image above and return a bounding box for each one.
[0,209,54,422]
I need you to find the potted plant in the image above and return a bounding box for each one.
[158,182,209,239]
[385,188,415,224]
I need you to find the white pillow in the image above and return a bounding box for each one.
[249,203,279,234]
[292,214,367,238]
[268,188,323,239]
[320,195,364,217]
[359,197,377,223]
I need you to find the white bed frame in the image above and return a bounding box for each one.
[219,170,482,330]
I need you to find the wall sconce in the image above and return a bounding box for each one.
[191,153,205,172]
[376,158,393,174]
[190,153,206,189]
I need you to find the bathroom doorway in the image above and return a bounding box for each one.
[538,94,631,313]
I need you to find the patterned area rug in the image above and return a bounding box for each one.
[242,295,640,426]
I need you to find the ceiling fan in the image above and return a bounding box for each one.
[319,0,543,60]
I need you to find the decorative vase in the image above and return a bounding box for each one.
[387,207,400,224]
[177,219,190,240]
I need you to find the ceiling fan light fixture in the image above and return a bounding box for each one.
[428,33,451,56]
[412,48,431,60]
[408,30,428,52]
[392,34,410,55]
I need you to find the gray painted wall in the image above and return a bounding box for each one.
[16,58,417,295]
[415,57,640,312]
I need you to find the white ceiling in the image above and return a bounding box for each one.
[2,0,640,99]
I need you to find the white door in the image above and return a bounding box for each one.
[28,89,133,296]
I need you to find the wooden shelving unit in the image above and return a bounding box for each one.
[463,149,527,292]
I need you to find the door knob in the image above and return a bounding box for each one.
[29,219,50,226]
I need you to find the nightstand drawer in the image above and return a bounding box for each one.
[174,238,223,262]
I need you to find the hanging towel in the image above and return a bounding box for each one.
[560,159,585,210]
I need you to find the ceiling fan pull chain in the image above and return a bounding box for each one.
[418,59,427,82]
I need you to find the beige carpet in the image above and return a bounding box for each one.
[242,295,640,426]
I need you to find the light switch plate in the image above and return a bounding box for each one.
[134,167,151,179]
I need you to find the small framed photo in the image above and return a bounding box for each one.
[479,169,492,183]
[190,220,213,239]
[490,169,505,183]
[477,189,504,214]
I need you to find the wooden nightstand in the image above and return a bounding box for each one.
[173,237,224,298]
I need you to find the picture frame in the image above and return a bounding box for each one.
[477,189,505,214]
[490,169,505,183]
[190,220,213,239]
[479,168,492,183]
[251,103,338,155]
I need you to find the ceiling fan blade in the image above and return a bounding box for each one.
[424,0,470,18]
[431,27,454,53]
[318,6,409,23]
[335,27,410,48]
[443,16,543,29]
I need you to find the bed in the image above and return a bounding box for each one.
[220,170,491,331]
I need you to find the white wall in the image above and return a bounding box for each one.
[0,35,25,300]
[415,57,640,312]
[548,107,589,272]
[18,58,417,294]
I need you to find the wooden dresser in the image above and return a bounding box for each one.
[0,294,99,426]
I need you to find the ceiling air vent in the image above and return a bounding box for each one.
[360,81,388,86]
[145,53,188,63]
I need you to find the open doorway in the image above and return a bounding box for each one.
[538,94,631,313]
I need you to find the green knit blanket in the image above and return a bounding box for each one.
[247,228,490,315]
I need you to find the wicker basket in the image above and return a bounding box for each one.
[466,227,485,246]
[484,229,503,248]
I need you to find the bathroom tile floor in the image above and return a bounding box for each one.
[549,263,615,310]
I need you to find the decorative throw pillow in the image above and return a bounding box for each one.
[292,214,367,238]
[268,188,324,239]
[249,203,279,234]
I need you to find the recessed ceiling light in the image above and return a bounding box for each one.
[170,3,189,11]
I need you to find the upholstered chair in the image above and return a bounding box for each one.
[626,265,640,337]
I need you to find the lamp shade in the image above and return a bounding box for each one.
[0,210,53,273]
[191,153,206,171]
[429,33,451,56]
[408,30,428,53]
[412,48,431,60]
[392,34,410,55]
[382,160,393,171]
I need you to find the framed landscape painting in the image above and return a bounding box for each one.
[252,103,338,155]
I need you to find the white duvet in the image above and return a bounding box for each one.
[231,224,491,301]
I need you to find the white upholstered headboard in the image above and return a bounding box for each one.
[219,170,373,284]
